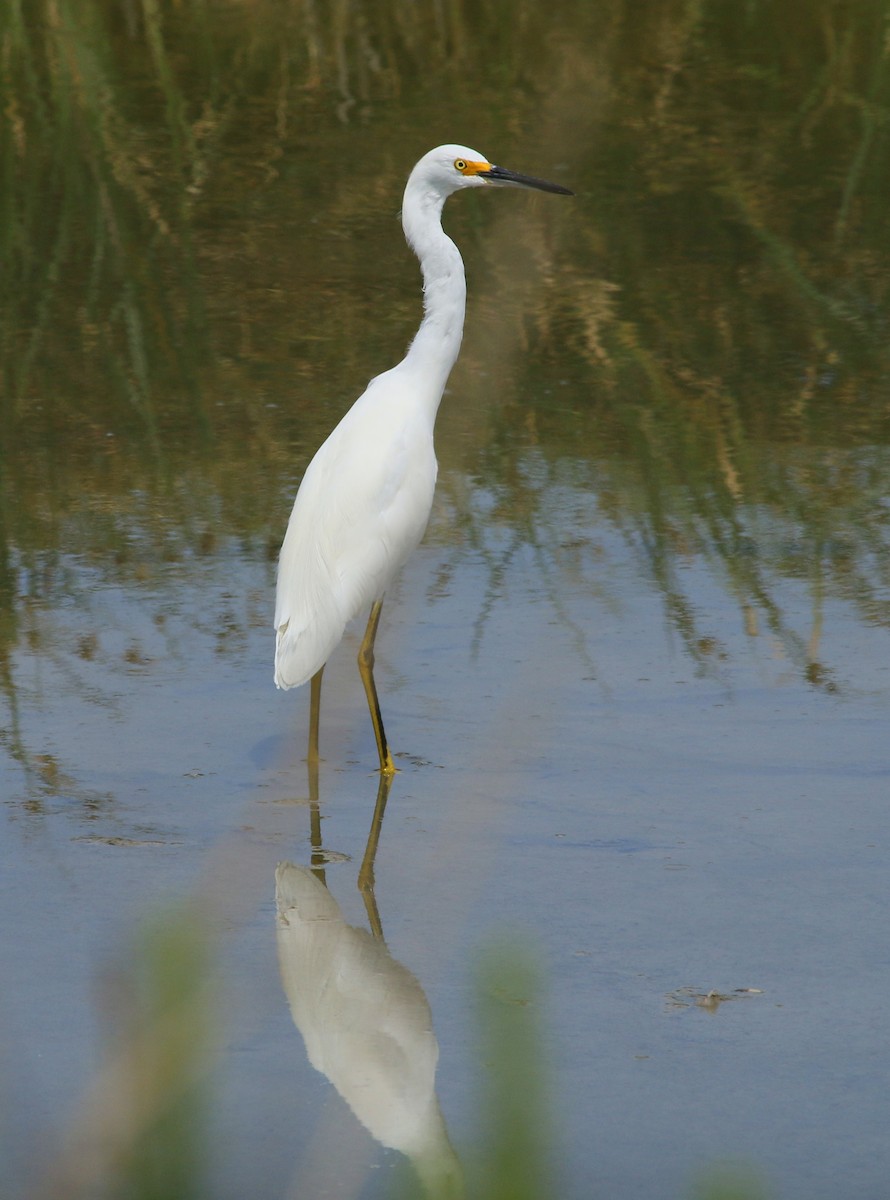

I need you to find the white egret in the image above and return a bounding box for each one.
[274,144,572,773]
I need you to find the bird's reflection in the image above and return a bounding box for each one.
[276,769,463,1199]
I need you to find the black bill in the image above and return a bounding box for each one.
[479,164,574,195]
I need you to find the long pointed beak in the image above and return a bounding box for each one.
[479,164,574,195]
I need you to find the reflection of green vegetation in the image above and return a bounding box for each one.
[0,0,211,425]
[0,0,567,420]
[446,1,890,686]
[1,0,887,693]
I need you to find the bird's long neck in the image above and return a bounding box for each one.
[400,183,467,406]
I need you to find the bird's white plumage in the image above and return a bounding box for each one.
[274,364,439,687]
[274,145,488,690]
[274,144,570,717]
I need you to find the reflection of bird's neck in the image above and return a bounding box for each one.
[401,185,467,407]
[408,1097,466,1200]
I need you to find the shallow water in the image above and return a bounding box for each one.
[2,4,889,1198]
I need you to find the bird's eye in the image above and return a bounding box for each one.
[454,159,467,172]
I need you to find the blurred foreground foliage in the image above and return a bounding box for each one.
[31,918,768,1199]
[34,906,215,1200]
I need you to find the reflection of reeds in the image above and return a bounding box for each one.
[457,1,890,684]
[0,0,212,420]
[1,0,887,692]
[0,0,572,412]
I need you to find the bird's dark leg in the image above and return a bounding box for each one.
[307,751,326,885]
[308,666,324,766]
[358,599,396,775]
[358,771,393,939]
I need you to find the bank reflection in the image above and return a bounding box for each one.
[276,773,463,1199]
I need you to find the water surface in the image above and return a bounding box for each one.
[1,3,888,1197]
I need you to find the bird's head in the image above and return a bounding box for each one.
[408,144,573,199]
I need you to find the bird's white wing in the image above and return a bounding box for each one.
[274,369,437,689]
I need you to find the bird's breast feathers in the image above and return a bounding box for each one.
[274,375,438,686]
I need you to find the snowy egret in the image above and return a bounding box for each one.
[274,144,573,773]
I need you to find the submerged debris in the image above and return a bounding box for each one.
[665,986,764,1012]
